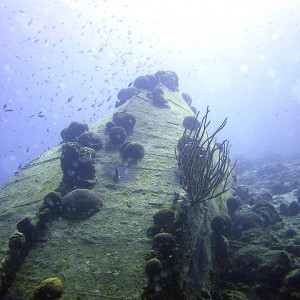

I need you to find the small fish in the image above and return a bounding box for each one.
[67,96,73,102]
[113,168,120,182]
[5,109,13,112]
[26,147,29,153]
[38,114,45,118]
[127,201,132,208]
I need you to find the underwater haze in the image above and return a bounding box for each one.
[1,0,300,185]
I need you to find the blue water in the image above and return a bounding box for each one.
[1,0,300,184]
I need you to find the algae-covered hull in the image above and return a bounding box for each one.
[0,79,230,299]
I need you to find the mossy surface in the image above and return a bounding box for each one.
[0,88,230,299]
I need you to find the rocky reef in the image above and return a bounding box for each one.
[215,157,300,299]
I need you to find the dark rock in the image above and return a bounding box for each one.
[234,157,254,176]
[284,268,300,288]
[254,230,282,247]
[220,289,248,300]
[285,228,298,238]
[284,245,300,256]
[226,245,267,284]
[251,202,281,226]
[239,227,264,243]
[226,197,242,215]
[260,191,273,202]
[233,211,262,234]
[287,201,300,216]
[270,182,291,195]
[249,193,264,206]
[256,162,286,177]
[227,245,292,286]
[211,215,231,237]
[252,283,277,299]
[279,202,289,216]
[235,185,251,204]
[249,191,273,205]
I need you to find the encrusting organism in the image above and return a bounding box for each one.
[119,141,145,163]
[77,131,103,151]
[147,86,169,108]
[115,87,140,108]
[182,115,200,131]
[58,142,96,193]
[153,208,175,233]
[145,258,163,277]
[8,231,26,253]
[113,111,136,132]
[133,74,158,91]
[109,126,127,144]
[60,121,89,142]
[61,189,103,220]
[152,232,177,256]
[34,277,64,300]
[44,191,62,212]
[154,70,179,92]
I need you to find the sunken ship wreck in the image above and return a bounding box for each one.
[0,70,235,299]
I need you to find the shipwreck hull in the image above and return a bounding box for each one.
[0,86,231,299]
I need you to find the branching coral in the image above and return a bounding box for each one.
[175,106,235,205]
